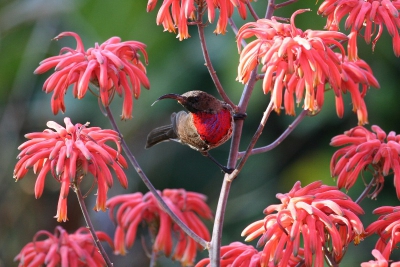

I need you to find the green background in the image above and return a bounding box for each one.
[1,0,400,266]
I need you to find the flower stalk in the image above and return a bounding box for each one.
[73,182,113,267]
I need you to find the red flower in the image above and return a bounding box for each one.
[13,117,128,222]
[195,242,304,267]
[236,9,379,125]
[34,32,150,119]
[15,226,113,267]
[107,189,212,266]
[147,0,248,40]
[241,181,364,267]
[318,0,400,57]
[361,249,390,267]
[330,125,400,198]
[363,206,400,266]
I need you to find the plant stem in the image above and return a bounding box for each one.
[73,183,113,267]
[105,106,208,249]
[237,110,308,158]
[197,10,236,110]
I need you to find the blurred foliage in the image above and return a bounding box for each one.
[1,0,400,266]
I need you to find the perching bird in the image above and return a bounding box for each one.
[145,90,234,173]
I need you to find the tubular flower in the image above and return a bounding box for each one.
[364,206,400,265]
[330,125,400,198]
[107,189,212,266]
[15,226,113,267]
[318,0,400,57]
[237,9,379,124]
[13,117,128,222]
[241,181,364,267]
[195,242,304,267]
[34,31,150,120]
[147,0,248,40]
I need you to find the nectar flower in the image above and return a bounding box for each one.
[241,181,364,267]
[195,242,305,267]
[330,125,400,198]
[34,32,150,119]
[107,189,212,266]
[13,117,128,222]
[364,206,400,264]
[147,0,248,40]
[237,9,379,124]
[15,226,113,267]
[318,0,400,57]
[361,249,390,267]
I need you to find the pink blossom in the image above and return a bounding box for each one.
[34,32,150,119]
[14,117,128,222]
[147,0,248,40]
[318,0,400,57]
[241,181,364,267]
[107,189,212,266]
[236,9,379,125]
[330,125,400,198]
[15,226,113,267]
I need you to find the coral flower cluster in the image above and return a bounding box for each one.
[241,181,364,267]
[330,125,400,198]
[106,189,212,266]
[361,206,400,266]
[13,117,128,222]
[147,0,248,40]
[34,32,150,119]
[15,226,113,267]
[237,9,379,125]
[318,0,400,57]
[195,242,305,267]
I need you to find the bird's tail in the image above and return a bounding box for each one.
[145,124,178,149]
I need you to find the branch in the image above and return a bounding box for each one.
[228,99,275,181]
[73,183,113,267]
[197,11,236,109]
[275,0,299,9]
[246,0,260,21]
[105,106,209,249]
[237,109,308,158]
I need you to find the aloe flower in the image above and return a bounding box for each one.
[15,226,113,267]
[34,32,150,119]
[363,206,400,265]
[241,181,364,267]
[318,0,400,57]
[330,125,400,198]
[147,0,248,40]
[13,117,128,222]
[237,9,379,125]
[107,189,212,266]
[195,242,305,267]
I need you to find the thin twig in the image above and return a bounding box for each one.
[265,0,276,19]
[355,175,377,204]
[246,0,260,20]
[197,9,236,109]
[237,109,308,158]
[275,0,299,9]
[228,100,275,181]
[73,183,113,267]
[105,106,209,249]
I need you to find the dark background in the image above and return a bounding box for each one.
[1,0,400,266]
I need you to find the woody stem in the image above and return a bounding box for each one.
[73,183,113,267]
[104,106,208,249]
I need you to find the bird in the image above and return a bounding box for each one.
[145,90,234,173]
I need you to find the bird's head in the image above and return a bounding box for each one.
[154,90,225,113]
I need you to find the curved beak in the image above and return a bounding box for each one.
[151,93,187,106]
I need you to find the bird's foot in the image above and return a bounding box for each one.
[234,113,247,121]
